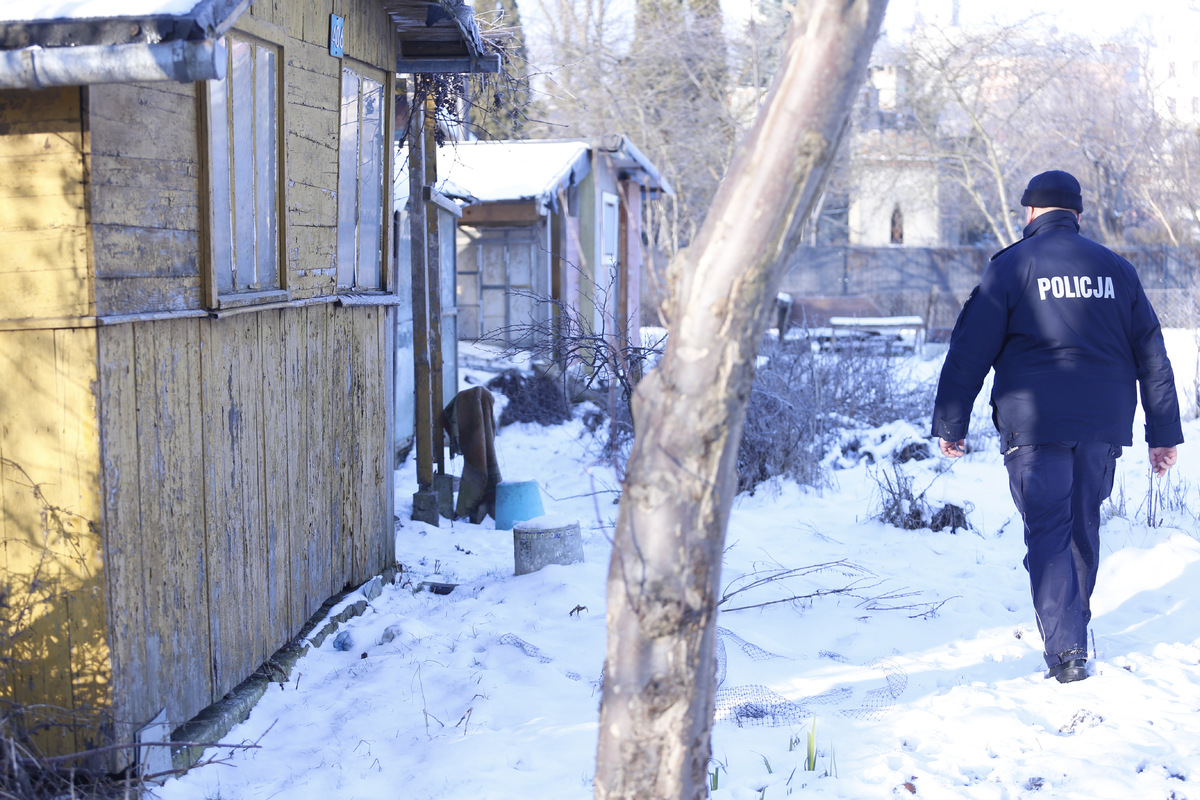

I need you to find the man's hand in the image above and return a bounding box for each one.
[1149,446,1178,477]
[939,438,966,458]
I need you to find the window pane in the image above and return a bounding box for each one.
[207,65,234,294]
[230,40,256,289]
[337,69,361,289]
[439,210,456,303]
[458,305,478,341]
[598,193,620,331]
[508,233,533,286]
[439,208,458,394]
[394,204,416,451]
[458,271,479,334]
[602,193,619,268]
[255,46,278,291]
[480,237,505,285]
[441,313,458,403]
[358,78,384,290]
[511,291,535,345]
[394,321,415,452]
[393,207,412,317]
[481,287,506,335]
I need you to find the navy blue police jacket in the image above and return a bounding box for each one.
[931,210,1183,450]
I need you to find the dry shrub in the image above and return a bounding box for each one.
[869,464,973,533]
[737,339,935,493]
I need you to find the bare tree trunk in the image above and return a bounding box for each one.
[593,2,888,799]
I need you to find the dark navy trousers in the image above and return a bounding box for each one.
[1003,441,1119,667]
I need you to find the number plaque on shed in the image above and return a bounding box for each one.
[329,14,345,57]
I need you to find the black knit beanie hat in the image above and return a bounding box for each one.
[1020,170,1083,213]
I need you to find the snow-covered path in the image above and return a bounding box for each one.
[157,348,1200,799]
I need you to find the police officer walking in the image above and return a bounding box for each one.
[931,170,1183,684]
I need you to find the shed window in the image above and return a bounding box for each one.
[337,68,386,291]
[597,192,620,332]
[205,35,283,304]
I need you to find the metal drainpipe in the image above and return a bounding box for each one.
[0,38,226,90]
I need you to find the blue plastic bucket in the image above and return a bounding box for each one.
[494,480,545,530]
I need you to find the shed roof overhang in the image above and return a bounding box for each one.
[599,134,674,197]
[387,0,500,74]
[0,0,497,89]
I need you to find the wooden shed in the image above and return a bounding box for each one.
[0,0,495,764]
[437,137,672,356]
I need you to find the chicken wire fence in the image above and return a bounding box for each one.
[497,626,908,727]
[714,627,908,727]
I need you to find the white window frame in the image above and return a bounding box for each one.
[204,33,285,308]
[596,191,620,333]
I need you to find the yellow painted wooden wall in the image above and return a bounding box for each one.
[1,0,400,755]
[0,86,109,757]
[0,89,93,323]
[0,327,108,756]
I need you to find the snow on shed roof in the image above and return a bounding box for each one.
[0,0,497,81]
[0,0,247,54]
[0,1,203,21]
[436,140,592,206]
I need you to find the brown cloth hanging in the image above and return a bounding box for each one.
[442,386,501,523]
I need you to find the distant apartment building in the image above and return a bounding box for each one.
[1147,1,1200,124]
[847,42,942,247]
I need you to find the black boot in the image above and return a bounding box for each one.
[1046,658,1088,683]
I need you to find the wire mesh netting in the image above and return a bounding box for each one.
[498,633,583,682]
[496,626,908,725]
[713,628,908,727]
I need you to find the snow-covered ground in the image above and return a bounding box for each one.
[156,341,1200,800]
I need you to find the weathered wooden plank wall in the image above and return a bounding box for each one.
[97,305,394,732]
[199,316,255,693]
[260,310,293,644]
[89,82,202,316]
[285,38,341,297]
[341,0,394,69]
[302,304,336,614]
[79,0,399,737]
[96,324,150,747]
[134,319,211,724]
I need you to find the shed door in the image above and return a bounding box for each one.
[460,228,545,347]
